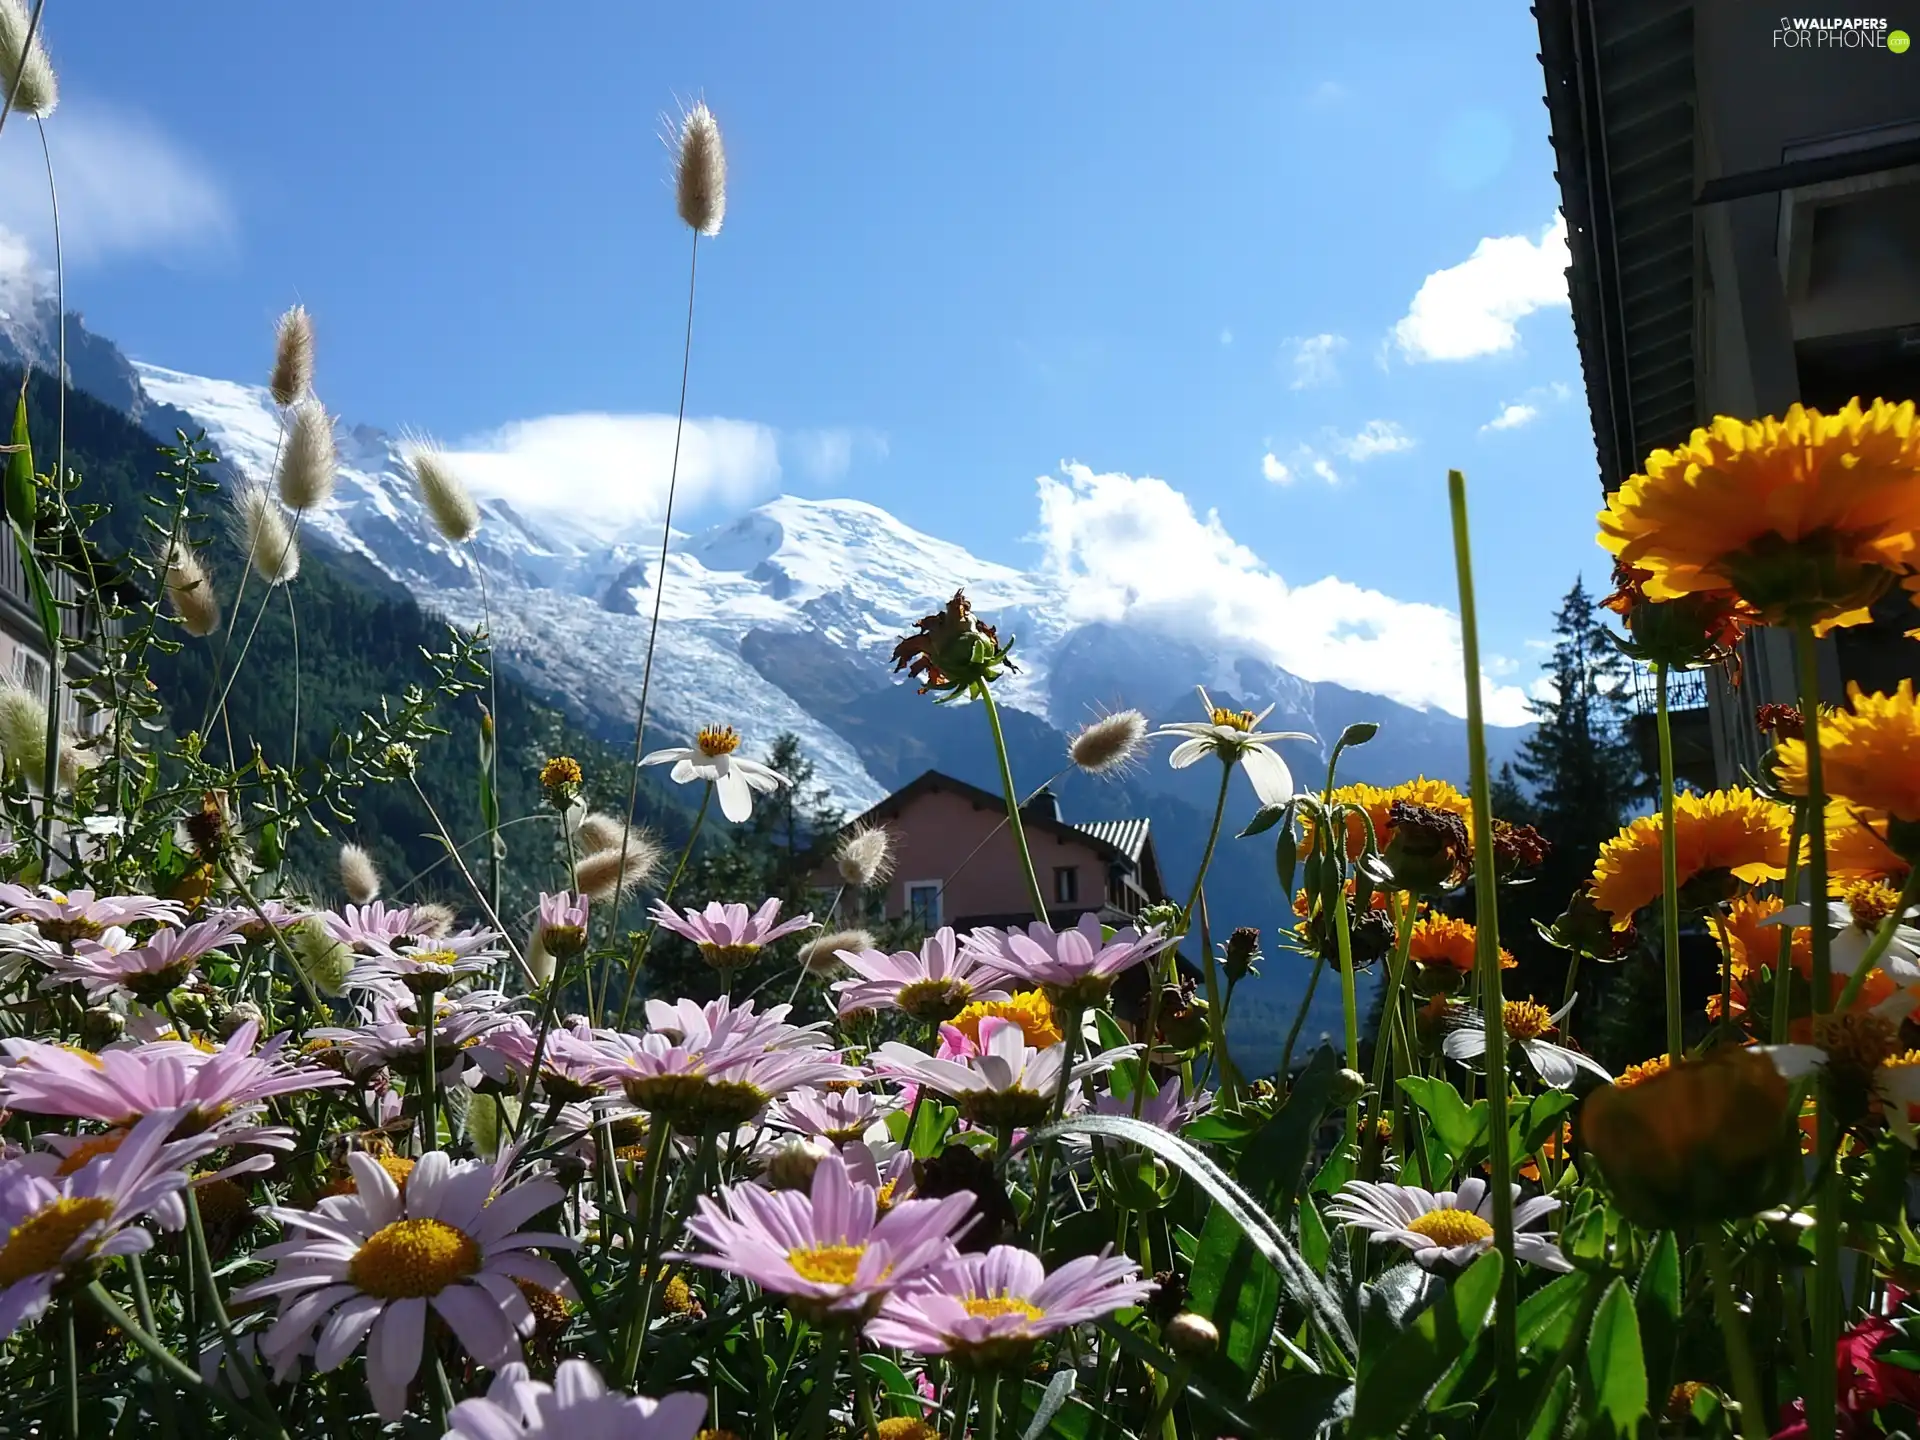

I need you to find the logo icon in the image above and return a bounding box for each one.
[1892,27,1911,50]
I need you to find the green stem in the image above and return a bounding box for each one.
[1030,1004,1083,1248]
[1704,1228,1771,1440]
[1772,801,1807,1043]
[1656,663,1684,1060]
[1195,886,1229,1095]
[615,785,710,1030]
[977,682,1049,924]
[1183,762,1233,923]
[804,1325,845,1440]
[421,998,438,1153]
[1794,624,1837,1440]
[82,1285,278,1439]
[1447,469,1517,1384]
[853,1347,881,1440]
[1278,957,1324,1081]
[62,1302,78,1440]
[979,1371,1003,1440]
[1330,855,1361,1139]
[1368,896,1418,1126]
[945,1369,975,1440]
[407,776,533,985]
[618,1117,675,1387]
[511,968,567,1144]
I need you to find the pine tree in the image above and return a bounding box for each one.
[1504,578,1649,1019]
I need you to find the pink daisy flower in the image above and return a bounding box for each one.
[0,885,185,944]
[584,1032,858,1134]
[873,1016,1133,1130]
[349,928,503,995]
[469,1017,608,1104]
[446,1359,707,1440]
[832,927,1010,1023]
[649,898,813,971]
[962,914,1173,1007]
[237,1150,578,1421]
[535,891,589,959]
[308,991,515,1080]
[866,1244,1154,1363]
[0,1108,198,1337]
[43,917,245,1004]
[210,899,308,942]
[640,995,830,1055]
[0,1019,347,1134]
[322,901,425,953]
[770,1086,893,1145]
[673,1150,973,1322]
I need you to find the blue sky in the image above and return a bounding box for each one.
[0,2,1606,725]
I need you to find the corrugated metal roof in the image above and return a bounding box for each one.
[1073,818,1150,864]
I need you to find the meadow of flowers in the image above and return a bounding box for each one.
[10,9,1920,1440]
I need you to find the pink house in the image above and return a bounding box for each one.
[814,770,1164,931]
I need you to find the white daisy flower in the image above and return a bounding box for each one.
[1442,996,1612,1089]
[446,1358,707,1439]
[1766,886,1920,984]
[236,1150,578,1421]
[1764,997,1920,1145]
[1329,1178,1572,1272]
[640,724,789,824]
[1152,687,1312,807]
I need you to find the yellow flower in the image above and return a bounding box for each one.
[949,990,1062,1050]
[1590,789,1794,926]
[1615,1055,1671,1089]
[539,755,583,791]
[1777,682,1920,831]
[1312,777,1471,861]
[1826,802,1911,883]
[1596,398,1920,630]
[1406,914,1514,973]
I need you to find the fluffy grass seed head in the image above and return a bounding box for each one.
[834,824,894,891]
[1070,708,1148,777]
[573,811,627,855]
[269,304,314,407]
[289,916,354,998]
[0,0,57,119]
[400,436,480,544]
[673,100,726,236]
[798,928,873,976]
[231,483,300,585]
[574,831,664,901]
[162,541,220,637]
[0,678,43,775]
[337,843,381,905]
[276,398,337,511]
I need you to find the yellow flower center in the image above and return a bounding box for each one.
[961,1295,1047,1323]
[0,1196,115,1286]
[697,942,762,971]
[1209,707,1257,732]
[874,1180,899,1213]
[55,1129,129,1176]
[326,1155,417,1198]
[1616,1055,1671,1088]
[696,725,741,757]
[950,990,1063,1050]
[1844,879,1903,931]
[1501,1000,1557,1041]
[1405,1208,1494,1248]
[786,1242,869,1286]
[1882,1048,1920,1072]
[347,1218,481,1298]
[539,755,583,789]
[410,949,461,968]
[876,1421,941,1440]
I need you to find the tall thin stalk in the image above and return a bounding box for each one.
[1447,469,1517,1382]
[607,233,701,956]
[613,783,710,1029]
[1655,663,1684,1059]
[0,0,44,138]
[977,681,1048,924]
[1771,800,1806,1043]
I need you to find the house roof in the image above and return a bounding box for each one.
[844,769,1147,868]
[1536,0,1698,493]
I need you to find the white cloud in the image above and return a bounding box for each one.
[1288,333,1346,389]
[443,414,783,531]
[1261,451,1291,484]
[1030,463,1532,724]
[0,104,231,271]
[1310,456,1340,484]
[1391,215,1570,362]
[1219,328,1234,346]
[1481,402,1538,432]
[786,427,887,483]
[1330,419,1415,461]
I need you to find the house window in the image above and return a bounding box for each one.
[13,651,46,702]
[1053,866,1080,905]
[907,882,942,930]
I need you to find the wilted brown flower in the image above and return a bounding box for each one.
[1755,702,1804,741]
[1491,819,1551,877]
[890,590,1017,695]
[1381,800,1472,893]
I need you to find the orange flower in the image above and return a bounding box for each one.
[1407,914,1514,972]
[1597,398,1920,631]
[1825,802,1911,883]
[1777,682,1920,829]
[1590,789,1794,926]
[1310,778,1471,862]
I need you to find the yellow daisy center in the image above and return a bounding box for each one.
[1844,879,1903,931]
[786,1242,869,1286]
[0,1196,115,1286]
[539,755,582,789]
[1405,1208,1494,1248]
[876,1421,941,1440]
[1502,1000,1557,1041]
[347,1217,482,1298]
[950,990,1063,1050]
[326,1155,417,1198]
[1616,1055,1671,1088]
[874,1179,899,1212]
[1209,707,1257,732]
[55,1129,129,1176]
[410,949,461,968]
[696,724,741,757]
[1881,1048,1920,1072]
[961,1295,1047,1323]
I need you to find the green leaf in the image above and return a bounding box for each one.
[5,382,34,530]
[1096,1320,1347,1438]
[907,1101,957,1159]
[1240,1046,1342,1212]
[1583,1278,1649,1438]
[1338,721,1379,749]
[857,1352,916,1401]
[1188,1202,1281,1379]
[1026,1115,1354,1360]
[1528,1370,1576,1440]
[11,518,60,658]
[1349,1250,1502,1438]
[1513,1089,1579,1155]
[1276,822,1299,905]
[1432,1268,1590,1407]
[1399,1075,1489,1164]
[1634,1232,1682,1414]
[1239,801,1288,838]
[1019,1369,1079,1440]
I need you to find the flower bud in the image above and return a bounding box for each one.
[765,1137,834,1191]
[1223,926,1261,984]
[1381,801,1471,894]
[219,1001,263,1038]
[1330,1068,1368,1106]
[1581,1046,1798,1228]
[890,590,1017,695]
[1163,1312,1219,1358]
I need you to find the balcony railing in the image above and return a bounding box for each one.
[1629,662,1708,716]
